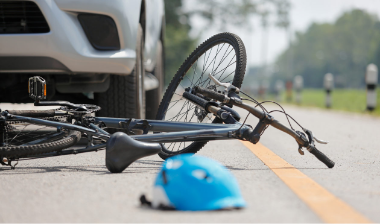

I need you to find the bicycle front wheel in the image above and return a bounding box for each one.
[156,32,247,160]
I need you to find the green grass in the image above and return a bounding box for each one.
[279,89,380,116]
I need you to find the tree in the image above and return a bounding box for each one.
[186,0,290,31]
[164,0,290,85]
[274,9,380,88]
[164,0,198,85]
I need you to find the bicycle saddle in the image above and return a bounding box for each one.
[106,132,162,173]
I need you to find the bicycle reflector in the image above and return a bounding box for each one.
[29,76,46,101]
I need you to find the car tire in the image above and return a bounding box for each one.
[146,40,164,119]
[95,24,145,119]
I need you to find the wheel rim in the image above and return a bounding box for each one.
[161,42,239,153]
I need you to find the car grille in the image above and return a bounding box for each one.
[0,1,50,34]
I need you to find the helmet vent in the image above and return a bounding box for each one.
[162,170,168,184]
[166,160,183,169]
[192,169,213,182]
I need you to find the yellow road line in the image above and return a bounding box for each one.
[241,141,371,223]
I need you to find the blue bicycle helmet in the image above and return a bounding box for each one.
[141,154,246,211]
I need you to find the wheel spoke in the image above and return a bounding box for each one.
[157,34,245,156]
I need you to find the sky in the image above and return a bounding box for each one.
[188,0,380,67]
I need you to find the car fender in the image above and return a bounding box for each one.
[144,0,165,72]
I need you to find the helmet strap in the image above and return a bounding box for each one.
[139,194,175,210]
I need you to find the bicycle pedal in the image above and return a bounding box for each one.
[28,76,47,101]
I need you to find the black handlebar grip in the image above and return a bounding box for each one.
[309,146,335,168]
[193,86,226,102]
[6,109,56,117]
[183,91,208,109]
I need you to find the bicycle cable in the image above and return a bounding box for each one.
[240,91,268,113]
[239,93,306,133]
[254,100,297,131]
[240,90,297,130]
[267,110,305,130]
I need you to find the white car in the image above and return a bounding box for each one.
[0,0,165,119]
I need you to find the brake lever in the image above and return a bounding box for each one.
[208,73,240,93]
[303,128,329,145]
[313,136,329,144]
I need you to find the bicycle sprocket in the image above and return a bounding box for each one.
[58,104,101,115]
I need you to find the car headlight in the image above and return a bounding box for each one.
[78,13,120,51]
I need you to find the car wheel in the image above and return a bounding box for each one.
[95,24,145,119]
[146,40,164,119]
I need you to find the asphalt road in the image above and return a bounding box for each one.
[0,102,379,222]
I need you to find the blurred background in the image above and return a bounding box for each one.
[164,0,380,115]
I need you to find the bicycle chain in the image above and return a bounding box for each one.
[6,116,68,125]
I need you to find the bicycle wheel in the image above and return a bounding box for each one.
[0,115,81,159]
[156,32,246,160]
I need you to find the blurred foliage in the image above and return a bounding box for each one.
[164,0,198,85]
[280,89,380,116]
[274,9,380,88]
[186,0,291,30]
[164,0,290,85]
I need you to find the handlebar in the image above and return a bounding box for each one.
[194,86,228,103]
[182,91,209,110]
[193,86,302,143]
[183,91,238,124]
[190,86,335,168]
[308,145,335,168]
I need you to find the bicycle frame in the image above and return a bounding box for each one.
[2,94,334,169]
[9,114,246,147]
[95,117,243,143]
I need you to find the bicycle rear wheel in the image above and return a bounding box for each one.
[156,32,246,160]
[0,113,81,159]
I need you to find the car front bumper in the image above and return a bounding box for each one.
[0,0,141,75]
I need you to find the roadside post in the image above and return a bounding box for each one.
[365,64,378,111]
[294,76,303,104]
[324,73,334,108]
[252,82,259,96]
[259,80,269,99]
[286,80,292,102]
[275,80,284,102]
[262,80,269,99]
